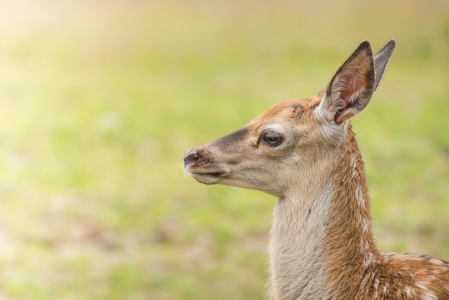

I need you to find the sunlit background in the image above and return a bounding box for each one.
[0,0,448,299]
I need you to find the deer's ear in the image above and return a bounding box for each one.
[318,40,375,125]
[373,39,395,96]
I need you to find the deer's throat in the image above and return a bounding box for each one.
[269,179,337,299]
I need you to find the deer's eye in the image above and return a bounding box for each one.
[263,131,283,146]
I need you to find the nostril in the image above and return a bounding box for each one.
[186,154,199,165]
[184,150,200,166]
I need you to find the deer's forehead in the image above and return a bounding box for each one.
[253,98,319,125]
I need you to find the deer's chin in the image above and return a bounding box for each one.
[190,173,220,184]
[186,167,229,185]
[189,172,223,185]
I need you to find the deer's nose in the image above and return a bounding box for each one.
[184,150,200,167]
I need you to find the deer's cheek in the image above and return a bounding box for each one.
[260,143,295,159]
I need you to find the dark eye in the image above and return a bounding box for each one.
[263,131,283,146]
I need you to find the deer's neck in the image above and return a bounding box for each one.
[269,128,379,300]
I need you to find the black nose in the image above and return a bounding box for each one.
[184,150,200,167]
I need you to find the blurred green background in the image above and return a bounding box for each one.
[0,0,448,299]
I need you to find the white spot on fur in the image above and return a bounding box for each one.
[373,279,379,298]
[356,185,365,208]
[362,218,368,233]
[351,155,357,178]
[429,258,444,265]
[416,281,427,288]
[356,216,369,234]
[363,252,374,266]
[416,281,438,300]
[422,290,438,300]
[404,286,415,297]
[359,240,369,252]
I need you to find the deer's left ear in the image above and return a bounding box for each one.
[318,40,376,125]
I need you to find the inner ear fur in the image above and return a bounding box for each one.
[321,40,375,124]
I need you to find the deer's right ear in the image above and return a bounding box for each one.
[317,40,375,125]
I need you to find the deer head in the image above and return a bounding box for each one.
[184,40,395,197]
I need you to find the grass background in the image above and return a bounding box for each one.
[0,0,447,299]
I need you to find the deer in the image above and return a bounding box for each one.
[183,40,449,300]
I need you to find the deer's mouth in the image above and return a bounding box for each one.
[187,168,229,185]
